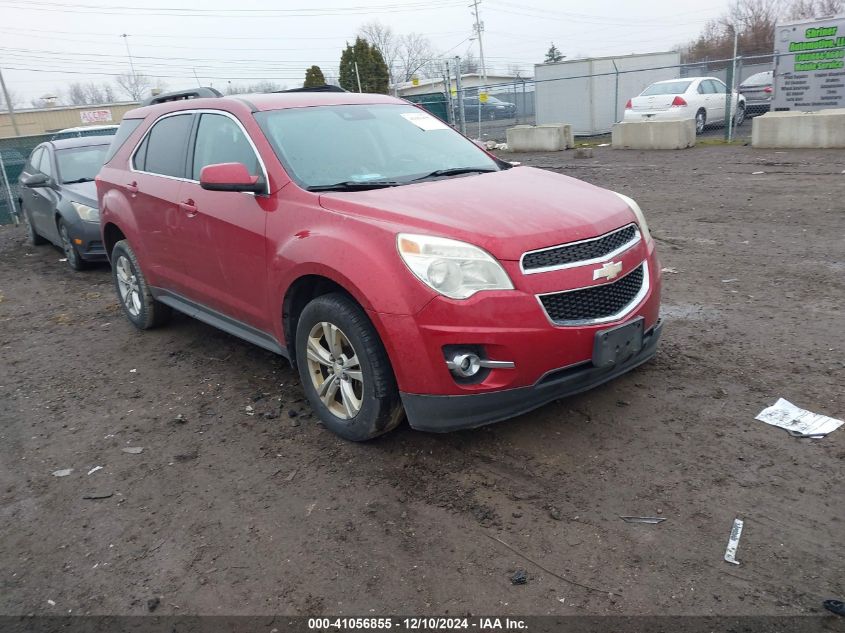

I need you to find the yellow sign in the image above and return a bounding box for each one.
[479,92,488,103]
[412,76,419,86]
[450,87,457,96]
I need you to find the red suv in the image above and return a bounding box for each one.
[97,87,662,441]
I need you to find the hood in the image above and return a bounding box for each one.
[318,167,635,261]
[62,181,98,206]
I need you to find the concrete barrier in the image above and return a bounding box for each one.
[752,109,845,148]
[506,124,573,152]
[611,120,696,150]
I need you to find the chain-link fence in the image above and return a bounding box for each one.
[0,133,52,225]
[405,54,789,143]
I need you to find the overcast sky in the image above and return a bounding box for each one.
[0,0,732,105]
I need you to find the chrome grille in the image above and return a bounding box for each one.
[539,263,647,325]
[522,224,639,273]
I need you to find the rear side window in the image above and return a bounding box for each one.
[138,114,193,178]
[103,118,142,164]
[191,113,261,181]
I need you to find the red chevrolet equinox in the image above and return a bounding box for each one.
[97,87,662,441]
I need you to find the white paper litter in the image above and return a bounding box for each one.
[401,111,448,131]
[121,447,143,454]
[724,518,743,565]
[756,398,843,438]
[87,466,103,475]
[52,469,73,477]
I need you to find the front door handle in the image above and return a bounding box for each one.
[179,199,198,216]
[125,181,138,194]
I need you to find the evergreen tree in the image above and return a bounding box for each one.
[304,65,326,88]
[544,43,564,63]
[339,37,389,94]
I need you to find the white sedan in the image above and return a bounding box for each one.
[623,77,745,134]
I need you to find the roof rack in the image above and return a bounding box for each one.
[141,87,223,107]
[275,85,347,93]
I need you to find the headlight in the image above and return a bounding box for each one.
[397,233,514,299]
[612,192,651,244]
[71,202,99,223]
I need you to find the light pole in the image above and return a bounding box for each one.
[724,25,738,142]
[120,33,136,77]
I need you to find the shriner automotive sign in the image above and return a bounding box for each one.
[773,15,845,111]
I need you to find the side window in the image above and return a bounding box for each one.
[141,114,193,178]
[133,135,149,171]
[697,82,706,95]
[191,113,261,181]
[711,80,727,94]
[104,118,143,164]
[38,149,54,178]
[27,148,44,172]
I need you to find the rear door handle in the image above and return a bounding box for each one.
[179,199,198,216]
[126,181,138,194]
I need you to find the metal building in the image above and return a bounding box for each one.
[534,52,681,135]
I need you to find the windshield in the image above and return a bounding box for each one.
[56,145,108,183]
[255,104,499,189]
[641,81,692,96]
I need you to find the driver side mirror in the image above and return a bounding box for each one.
[21,172,50,188]
[199,162,264,193]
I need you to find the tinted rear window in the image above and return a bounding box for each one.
[742,72,772,87]
[140,114,193,178]
[641,81,692,96]
[103,118,143,164]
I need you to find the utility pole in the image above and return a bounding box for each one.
[353,61,363,93]
[0,67,20,137]
[470,0,488,84]
[120,33,136,77]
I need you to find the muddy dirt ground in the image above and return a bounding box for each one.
[1,145,843,619]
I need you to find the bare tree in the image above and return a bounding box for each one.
[787,0,842,17]
[359,20,399,82]
[66,83,88,105]
[115,72,152,101]
[0,87,21,110]
[224,81,283,94]
[395,32,435,83]
[461,50,480,74]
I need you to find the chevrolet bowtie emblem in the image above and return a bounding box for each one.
[593,261,623,281]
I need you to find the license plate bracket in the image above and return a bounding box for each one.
[592,317,644,368]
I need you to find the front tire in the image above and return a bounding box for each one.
[58,219,85,271]
[295,293,402,441]
[111,240,171,329]
[695,109,706,135]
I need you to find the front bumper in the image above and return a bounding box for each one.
[70,220,107,260]
[402,319,662,432]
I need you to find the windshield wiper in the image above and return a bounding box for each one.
[306,180,403,192]
[409,167,498,182]
[62,177,95,184]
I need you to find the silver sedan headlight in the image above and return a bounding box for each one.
[397,233,514,300]
[71,202,99,223]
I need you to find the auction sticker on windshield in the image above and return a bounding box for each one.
[401,111,449,131]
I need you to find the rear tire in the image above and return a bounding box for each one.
[295,293,402,441]
[695,109,706,135]
[734,104,745,127]
[111,239,171,329]
[22,207,47,246]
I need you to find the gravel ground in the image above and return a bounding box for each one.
[0,144,843,619]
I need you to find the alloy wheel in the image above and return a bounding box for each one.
[305,321,364,420]
[115,255,142,316]
[695,111,706,134]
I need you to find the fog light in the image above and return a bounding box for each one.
[448,352,482,378]
[445,350,516,378]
